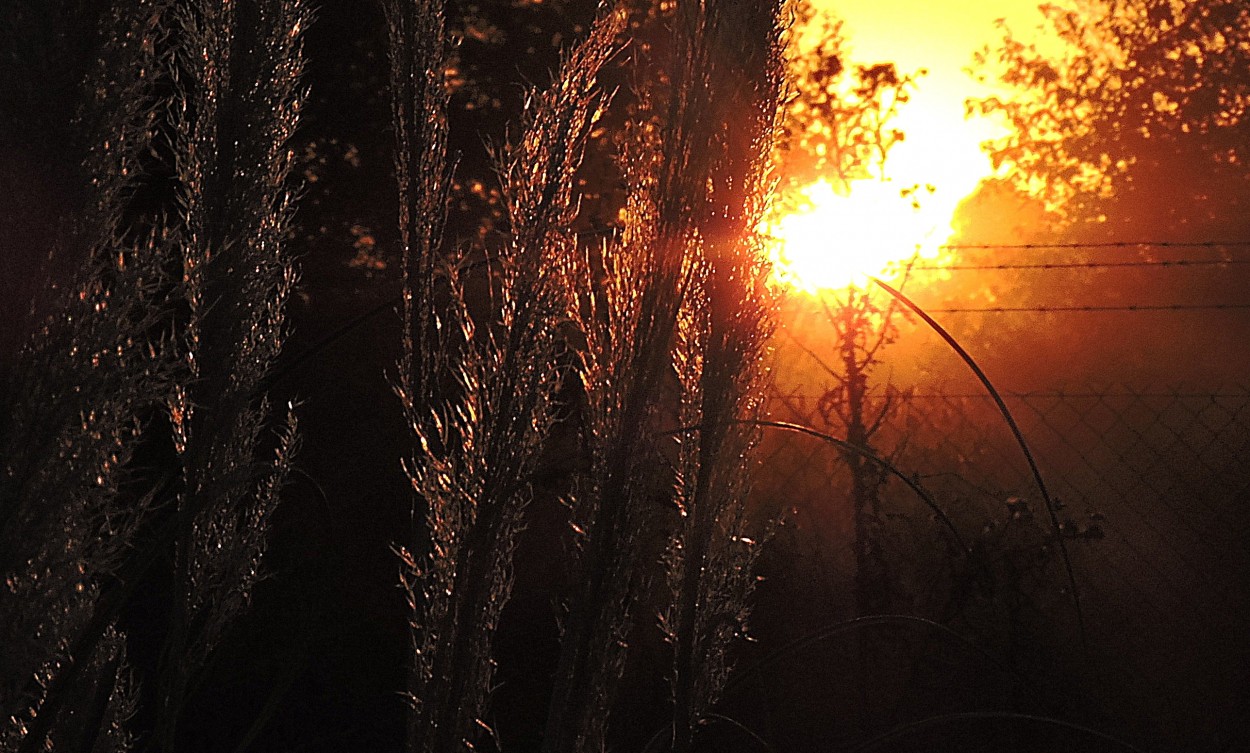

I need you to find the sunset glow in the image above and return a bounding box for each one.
[767,0,1049,293]
[764,178,954,291]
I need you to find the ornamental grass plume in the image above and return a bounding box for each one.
[542,131,685,753]
[1,3,172,749]
[389,3,624,751]
[2,0,307,750]
[386,0,450,426]
[664,0,785,748]
[545,1,785,751]
[540,6,703,748]
[382,1,453,749]
[154,0,307,747]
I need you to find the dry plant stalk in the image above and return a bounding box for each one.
[155,0,307,748]
[664,1,785,747]
[1,3,171,750]
[391,4,625,751]
[4,0,306,750]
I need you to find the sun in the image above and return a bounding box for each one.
[763,177,957,292]
[763,0,1038,294]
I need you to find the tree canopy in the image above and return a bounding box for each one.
[969,0,1250,239]
[929,0,1250,389]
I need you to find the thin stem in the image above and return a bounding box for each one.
[846,710,1148,753]
[662,419,969,555]
[869,276,1086,649]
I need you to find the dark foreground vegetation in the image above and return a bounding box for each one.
[2,1,1247,752]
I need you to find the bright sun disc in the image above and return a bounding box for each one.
[764,178,955,292]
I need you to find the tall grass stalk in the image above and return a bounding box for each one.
[1,3,171,749]
[393,5,624,750]
[153,0,308,748]
[664,1,785,749]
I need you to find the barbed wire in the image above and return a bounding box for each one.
[925,303,1250,313]
[769,390,1250,400]
[907,259,1250,271]
[935,240,1250,250]
[597,223,1250,253]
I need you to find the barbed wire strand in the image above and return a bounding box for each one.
[908,259,1250,271]
[927,303,1250,313]
[769,390,1250,400]
[937,240,1250,250]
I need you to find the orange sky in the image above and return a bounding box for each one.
[769,1,1063,290]
[818,0,1053,194]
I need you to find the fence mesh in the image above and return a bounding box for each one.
[753,383,1250,746]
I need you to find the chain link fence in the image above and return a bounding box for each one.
[752,383,1250,746]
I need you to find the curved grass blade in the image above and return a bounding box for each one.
[869,276,1086,648]
[847,710,1148,753]
[707,419,970,555]
[719,614,1042,704]
[699,713,776,753]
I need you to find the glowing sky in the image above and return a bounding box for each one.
[769,0,1059,290]
[819,0,1050,198]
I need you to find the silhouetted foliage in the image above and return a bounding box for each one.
[775,1,923,204]
[938,0,1250,388]
[970,0,1250,237]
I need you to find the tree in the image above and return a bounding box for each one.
[969,0,1250,239]
[774,1,923,206]
[761,1,928,622]
[941,0,1250,388]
